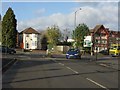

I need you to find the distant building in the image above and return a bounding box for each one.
[91,25,109,52]
[84,25,109,52]
[109,30,120,45]
[19,27,41,50]
[84,36,92,47]
[84,24,119,52]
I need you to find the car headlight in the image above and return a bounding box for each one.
[66,54,69,55]
[74,53,79,55]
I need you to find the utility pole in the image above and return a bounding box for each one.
[91,31,94,56]
[74,8,82,28]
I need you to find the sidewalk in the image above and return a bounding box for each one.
[15,49,46,55]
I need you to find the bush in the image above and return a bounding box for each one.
[84,47,91,54]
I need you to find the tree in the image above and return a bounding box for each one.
[63,28,70,42]
[46,25,61,49]
[2,7,17,48]
[0,14,1,44]
[0,21,1,44]
[72,23,89,48]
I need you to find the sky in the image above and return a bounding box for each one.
[1,0,119,34]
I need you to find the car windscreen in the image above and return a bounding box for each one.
[69,49,79,52]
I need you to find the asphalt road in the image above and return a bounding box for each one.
[2,53,118,89]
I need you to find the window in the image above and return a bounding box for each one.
[98,40,100,44]
[102,40,107,44]
[34,34,37,38]
[32,41,37,46]
[26,34,29,37]
[32,42,35,46]
[26,43,29,48]
[35,41,37,46]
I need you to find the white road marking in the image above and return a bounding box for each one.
[52,61,109,89]
[2,59,16,69]
[57,62,78,74]
[58,63,64,66]
[100,64,110,68]
[66,66,79,74]
[86,78,109,90]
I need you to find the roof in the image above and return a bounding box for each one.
[93,24,105,34]
[90,29,94,33]
[20,27,39,34]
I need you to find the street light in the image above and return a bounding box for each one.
[74,8,82,28]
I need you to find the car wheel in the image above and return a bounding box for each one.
[79,55,81,59]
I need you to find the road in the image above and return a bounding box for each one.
[2,53,119,89]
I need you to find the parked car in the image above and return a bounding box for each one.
[66,48,81,59]
[0,46,16,54]
[99,49,109,55]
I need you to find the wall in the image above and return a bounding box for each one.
[55,46,70,53]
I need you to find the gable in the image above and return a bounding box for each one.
[20,27,39,34]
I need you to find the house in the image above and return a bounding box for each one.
[90,25,109,52]
[84,36,92,47]
[92,25,109,52]
[84,24,120,53]
[19,27,41,50]
[109,30,120,46]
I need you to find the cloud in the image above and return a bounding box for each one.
[17,2,118,33]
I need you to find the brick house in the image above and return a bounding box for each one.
[19,27,41,50]
[84,24,120,54]
[90,25,109,52]
[109,30,120,45]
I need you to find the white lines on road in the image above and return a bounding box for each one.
[58,63,64,66]
[99,64,110,68]
[86,78,109,90]
[2,59,16,70]
[66,66,79,74]
[58,62,79,74]
[53,60,109,89]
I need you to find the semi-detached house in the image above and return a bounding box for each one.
[19,27,41,50]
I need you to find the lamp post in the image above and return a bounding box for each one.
[91,31,94,56]
[74,8,82,28]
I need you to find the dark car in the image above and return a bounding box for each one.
[99,49,109,55]
[0,46,16,54]
[66,48,81,59]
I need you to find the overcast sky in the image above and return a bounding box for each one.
[1,0,119,33]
